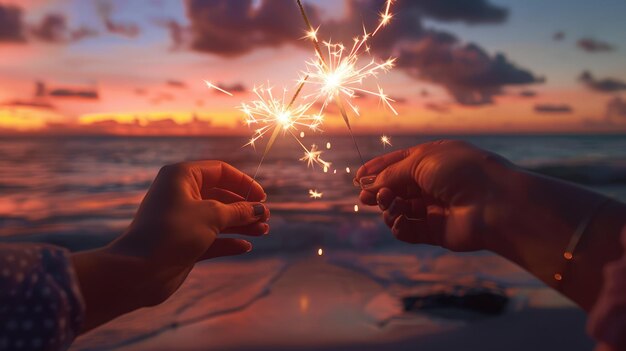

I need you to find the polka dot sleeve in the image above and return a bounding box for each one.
[0,243,85,351]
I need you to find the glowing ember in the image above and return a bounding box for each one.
[317,248,323,256]
[354,204,359,212]
[309,189,323,199]
[326,142,331,149]
[300,144,331,169]
[346,167,351,173]
[381,135,392,148]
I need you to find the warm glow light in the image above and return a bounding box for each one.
[309,189,323,199]
[354,204,359,212]
[381,135,392,148]
[317,248,323,256]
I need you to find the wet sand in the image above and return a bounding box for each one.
[72,254,594,351]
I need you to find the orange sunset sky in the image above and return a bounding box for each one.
[1,0,625,135]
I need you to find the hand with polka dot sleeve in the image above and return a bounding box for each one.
[1,244,84,351]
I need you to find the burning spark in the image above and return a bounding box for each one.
[241,82,321,151]
[300,131,305,138]
[372,0,394,36]
[300,144,331,169]
[354,204,359,212]
[204,80,233,96]
[317,248,323,256]
[326,142,331,149]
[346,167,351,174]
[309,189,323,199]
[381,135,392,148]
[304,41,397,117]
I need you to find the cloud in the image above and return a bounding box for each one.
[579,71,626,93]
[166,79,187,88]
[520,89,537,97]
[582,97,626,128]
[402,0,508,24]
[553,31,565,41]
[424,102,450,113]
[577,38,615,53]
[35,81,99,99]
[215,82,246,94]
[154,18,186,50]
[534,103,573,114]
[186,0,320,56]
[0,3,25,42]
[605,96,626,123]
[395,32,543,105]
[29,13,98,43]
[96,1,140,38]
[0,99,55,110]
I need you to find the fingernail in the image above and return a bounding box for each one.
[387,198,398,214]
[261,193,268,203]
[263,224,270,235]
[245,243,253,252]
[359,176,377,189]
[377,191,388,211]
[253,204,265,217]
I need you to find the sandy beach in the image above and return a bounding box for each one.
[71,251,594,351]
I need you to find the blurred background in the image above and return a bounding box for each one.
[1,0,625,350]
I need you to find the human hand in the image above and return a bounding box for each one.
[107,161,270,306]
[356,140,516,252]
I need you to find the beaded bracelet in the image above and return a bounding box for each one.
[554,198,612,285]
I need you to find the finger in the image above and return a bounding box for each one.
[382,197,408,227]
[204,188,245,204]
[356,149,409,180]
[376,188,395,211]
[392,215,428,244]
[197,238,252,261]
[359,190,377,206]
[192,161,266,202]
[362,156,417,197]
[223,222,270,236]
[212,201,269,230]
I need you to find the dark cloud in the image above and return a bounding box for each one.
[0,4,25,42]
[154,19,186,50]
[186,0,320,56]
[577,38,615,53]
[605,97,626,123]
[424,102,450,113]
[582,97,626,128]
[35,81,99,99]
[520,90,537,98]
[579,71,626,93]
[166,80,187,88]
[30,14,68,43]
[29,14,97,43]
[0,100,55,110]
[97,1,140,38]
[553,31,565,41]
[534,103,573,114]
[403,0,508,24]
[395,32,543,105]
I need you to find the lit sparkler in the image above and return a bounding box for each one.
[296,0,398,166]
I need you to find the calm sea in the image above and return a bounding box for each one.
[1,134,625,252]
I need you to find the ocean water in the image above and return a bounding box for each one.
[1,134,625,252]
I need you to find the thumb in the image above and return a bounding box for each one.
[214,201,268,230]
[197,238,252,261]
[360,157,418,198]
